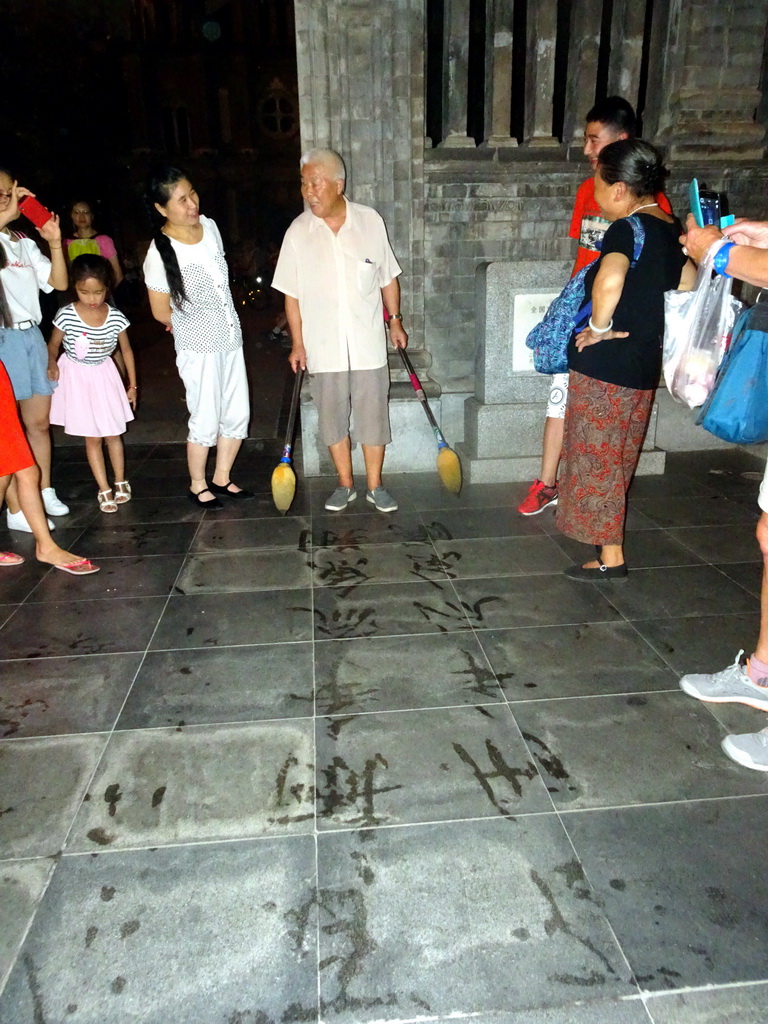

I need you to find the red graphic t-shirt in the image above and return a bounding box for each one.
[569,177,673,277]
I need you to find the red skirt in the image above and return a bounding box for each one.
[556,370,653,546]
[0,359,35,477]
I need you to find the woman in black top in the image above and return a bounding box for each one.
[557,139,694,580]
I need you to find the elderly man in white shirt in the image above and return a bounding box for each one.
[272,148,407,512]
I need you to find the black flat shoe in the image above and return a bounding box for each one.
[209,481,255,500]
[188,488,223,509]
[564,558,628,581]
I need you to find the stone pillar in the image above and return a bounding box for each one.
[292,0,430,475]
[524,0,559,147]
[440,0,476,148]
[483,0,517,148]
[648,0,768,159]
[562,0,602,148]
[293,0,424,345]
[608,0,646,107]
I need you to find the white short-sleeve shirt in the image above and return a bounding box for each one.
[0,232,53,325]
[54,304,130,364]
[272,198,402,374]
[143,214,242,354]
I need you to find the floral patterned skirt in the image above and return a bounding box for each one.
[556,370,654,546]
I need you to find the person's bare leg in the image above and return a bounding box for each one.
[4,477,21,515]
[328,436,354,488]
[361,444,385,491]
[211,436,244,491]
[18,394,53,490]
[15,465,86,567]
[581,542,624,570]
[187,441,212,495]
[104,436,125,484]
[540,416,564,488]
[753,513,768,663]
[85,437,110,493]
[0,475,21,562]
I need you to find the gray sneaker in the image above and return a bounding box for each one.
[679,650,768,711]
[325,486,357,512]
[722,727,768,772]
[366,487,398,512]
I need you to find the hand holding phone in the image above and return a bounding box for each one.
[689,178,735,230]
[19,195,53,229]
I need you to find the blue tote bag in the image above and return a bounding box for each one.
[698,301,768,445]
[525,215,646,375]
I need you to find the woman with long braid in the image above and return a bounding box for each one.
[143,167,252,507]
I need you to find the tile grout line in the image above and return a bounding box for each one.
[310,501,322,1024]
[39,506,213,880]
[3,788,767,865]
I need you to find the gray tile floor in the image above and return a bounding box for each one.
[2,443,768,1023]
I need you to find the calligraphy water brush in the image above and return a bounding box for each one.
[271,367,304,513]
[397,347,462,495]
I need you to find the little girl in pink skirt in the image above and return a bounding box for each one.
[48,254,138,512]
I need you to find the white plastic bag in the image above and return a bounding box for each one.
[663,242,743,409]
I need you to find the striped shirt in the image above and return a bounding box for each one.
[53,304,130,365]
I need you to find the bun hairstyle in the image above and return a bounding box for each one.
[0,166,15,327]
[71,253,114,293]
[145,165,189,307]
[597,139,669,198]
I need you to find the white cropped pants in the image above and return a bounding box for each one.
[176,347,250,447]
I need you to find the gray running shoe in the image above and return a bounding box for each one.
[679,650,768,711]
[722,727,768,772]
[325,486,357,512]
[366,487,398,512]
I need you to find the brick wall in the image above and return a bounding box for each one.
[423,154,768,392]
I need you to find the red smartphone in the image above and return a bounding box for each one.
[19,195,53,228]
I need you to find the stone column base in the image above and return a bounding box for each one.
[458,389,666,483]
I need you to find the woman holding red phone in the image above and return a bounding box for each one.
[0,169,70,532]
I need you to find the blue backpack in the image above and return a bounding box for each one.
[526,215,646,375]
[697,302,768,445]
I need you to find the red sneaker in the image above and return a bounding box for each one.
[517,479,558,515]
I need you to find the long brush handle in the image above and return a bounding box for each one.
[397,347,449,448]
[279,368,304,463]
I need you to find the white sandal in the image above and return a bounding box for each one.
[114,480,132,504]
[98,489,118,513]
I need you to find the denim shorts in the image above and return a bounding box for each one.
[0,325,55,401]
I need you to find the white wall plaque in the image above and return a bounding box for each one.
[512,292,559,372]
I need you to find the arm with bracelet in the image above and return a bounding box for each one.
[574,252,631,351]
[382,277,408,350]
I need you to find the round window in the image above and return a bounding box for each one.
[258,89,299,139]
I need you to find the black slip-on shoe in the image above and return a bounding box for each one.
[563,561,628,581]
[188,488,223,509]
[209,481,255,499]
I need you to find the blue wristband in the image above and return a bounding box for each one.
[713,241,735,278]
